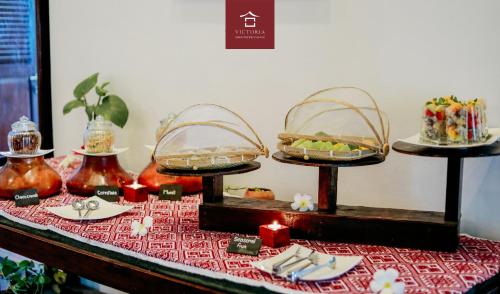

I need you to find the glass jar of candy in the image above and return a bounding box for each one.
[7,116,42,154]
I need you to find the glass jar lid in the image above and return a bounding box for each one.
[11,116,37,132]
[87,115,113,131]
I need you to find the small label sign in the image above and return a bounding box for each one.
[227,236,262,256]
[14,189,40,207]
[159,184,183,201]
[95,186,120,202]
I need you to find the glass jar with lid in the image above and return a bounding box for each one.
[84,115,114,153]
[8,116,42,154]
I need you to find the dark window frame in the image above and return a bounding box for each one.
[34,0,53,151]
[0,0,51,166]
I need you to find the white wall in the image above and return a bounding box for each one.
[50,0,500,239]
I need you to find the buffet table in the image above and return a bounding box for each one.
[0,157,499,294]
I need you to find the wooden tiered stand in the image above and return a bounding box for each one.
[391,140,500,250]
[159,141,500,251]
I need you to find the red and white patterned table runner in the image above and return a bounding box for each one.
[0,157,499,294]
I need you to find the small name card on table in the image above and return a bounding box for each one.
[14,189,40,207]
[95,186,120,202]
[227,235,262,256]
[159,184,183,201]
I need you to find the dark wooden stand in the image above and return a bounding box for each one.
[392,140,500,245]
[157,162,261,203]
[159,151,464,251]
[273,152,385,212]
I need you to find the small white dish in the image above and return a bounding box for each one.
[46,196,134,221]
[251,244,362,282]
[72,147,129,157]
[0,149,54,158]
[398,128,500,149]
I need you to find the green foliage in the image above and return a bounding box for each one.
[73,73,98,100]
[62,100,85,115]
[63,72,129,128]
[96,95,129,128]
[0,257,50,294]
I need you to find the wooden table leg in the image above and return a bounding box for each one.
[202,175,223,203]
[318,166,338,212]
[444,157,463,222]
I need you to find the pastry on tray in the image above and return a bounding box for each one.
[278,87,390,161]
[154,104,268,170]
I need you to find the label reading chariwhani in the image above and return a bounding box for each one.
[14,189,40,207]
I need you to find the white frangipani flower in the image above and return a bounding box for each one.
[370,268,405,294]
[131,216,154,237]
[291,193,314,212]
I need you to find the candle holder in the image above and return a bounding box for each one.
[259,222,290,248]
[123,182,149,202]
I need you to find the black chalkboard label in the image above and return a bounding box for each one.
[14,189,40,207]
[95,186,119,202]
[227,236,262,256]
[159,184,183,201]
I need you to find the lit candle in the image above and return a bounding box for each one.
[259,221,290,248]
[268,221,282,230]
[123,181,149,202]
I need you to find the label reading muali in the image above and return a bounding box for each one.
[159,184,183,201]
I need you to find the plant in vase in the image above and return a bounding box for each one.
[63,73,133,196]
[63,72,128,128]
[63,73,129,153]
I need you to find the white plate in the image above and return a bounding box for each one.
[0,149,54,158]
[398,128,500,149]
[46,196,134,221]
[251,244,362,282]
[72,147,129,156]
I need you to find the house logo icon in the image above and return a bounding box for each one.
[240,11,259,28]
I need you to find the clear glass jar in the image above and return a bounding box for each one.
[477,99,488,140]
[84,115,114,153]
[446,102,468,144]
[420,103,447,144]
[7,116,42,154]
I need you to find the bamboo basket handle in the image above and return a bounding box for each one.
[284,98,383,146]
[298,107,391,155]
[154,121,268,158]
[304,87,388,144]
[294,106,384,134]
[162,104,265,148]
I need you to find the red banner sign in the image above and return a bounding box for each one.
[226,0,275,49]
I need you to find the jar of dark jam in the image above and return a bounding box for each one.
[7,116,42,154]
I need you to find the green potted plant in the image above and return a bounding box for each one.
[62,73,134,196]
